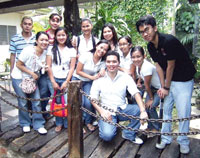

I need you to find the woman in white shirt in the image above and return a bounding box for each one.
[71,18,99,56]
[118,36,136,79]
[73,39,110,132]
[16,31,49,134]
[131,46,160,132]
[47,27,76,132]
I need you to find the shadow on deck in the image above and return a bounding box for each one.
[0,118,200,158]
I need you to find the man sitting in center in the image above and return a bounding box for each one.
[90,51,148,144]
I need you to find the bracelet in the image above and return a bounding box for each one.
[163,86,170,91]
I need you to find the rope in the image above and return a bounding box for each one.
[0,95,67,114]
[0,84,67,101]
[81,106,200,136]
[79,88,200,123]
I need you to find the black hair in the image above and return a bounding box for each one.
[130,46,145,57]
[52,27,72,64]
[105,50,120,63]
[118,35,132,44]
[136,15,156,33]
[81,17,92,25]
[34,31,49,46]
[49,13,62,21]
[100,23,118,46]
[21,16,33,24]
[89,39,111,61]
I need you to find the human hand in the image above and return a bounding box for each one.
[157,88,169,98]
[52,81,60,91]
[145,99,153,109]
[100,109,112,122]
[60,81,69,90]
[140,111,148,125]
[31,72,39,80]
[90,73,101,80]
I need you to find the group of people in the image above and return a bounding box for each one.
[9,13,196,155]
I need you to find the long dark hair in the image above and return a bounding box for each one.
[100,23,118,46]
[51,27,72,64]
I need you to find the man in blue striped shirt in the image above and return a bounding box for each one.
[9,17,35,133]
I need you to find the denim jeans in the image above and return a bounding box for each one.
[98,104,140,141]
[54,78,68,128]
[38,74,52,118]
[12,78,45,130]
[161,79,194,146]
[145,90,160,131]
[72,76,95,125]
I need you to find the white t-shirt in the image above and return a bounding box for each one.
[136,59,160,89]
[77,34,99,56]
[47,46,76,79]
[73,51,105,81]
[119,50,133,70]
[16,45,47,78]
[90,71,140,115]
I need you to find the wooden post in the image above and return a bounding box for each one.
[0,93,2,133]
[68,81,83,158]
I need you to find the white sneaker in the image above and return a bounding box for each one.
[23,126,30,133]
[132,136,143,144]
[92,121,98,126]
[180,145,190,154]
[156,141,167,149]
[122,134,143,145]
[37,127,47,135]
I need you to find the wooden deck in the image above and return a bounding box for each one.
[0,118,200,158]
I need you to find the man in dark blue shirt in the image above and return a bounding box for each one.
[136,15,196,154]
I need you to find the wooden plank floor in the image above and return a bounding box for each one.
[0,118,200,158]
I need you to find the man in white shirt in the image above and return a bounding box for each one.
[90,51,148,144]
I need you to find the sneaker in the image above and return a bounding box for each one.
[180,145,190,154]
[92,121,98,126]
[156,141,167,149]
[37,127,47,135]
[23,126,30,133]
[122,134,143,145]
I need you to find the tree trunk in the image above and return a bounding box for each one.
[171,0,178,36]
[192,14,199,56]
[63,0,81,36]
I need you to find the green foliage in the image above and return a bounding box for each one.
[195,58,200,81]
[33,21,46,34]
[86,0,171,47]
[175,0,200,55]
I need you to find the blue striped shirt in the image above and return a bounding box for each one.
[9,33,35,58]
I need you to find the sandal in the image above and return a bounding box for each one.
[87,124,96,132]
[55,126,62,132]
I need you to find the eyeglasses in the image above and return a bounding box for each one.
[139,27,150,35]
[119,43,129,47]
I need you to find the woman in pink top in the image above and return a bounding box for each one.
[46,13,62,45]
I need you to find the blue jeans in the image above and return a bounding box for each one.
[72,76,95,125]
[38,74,52,118]
[98,104,140,141]
[54,78,68,128]
[161,79,194,146]
[145,90,160,130]
[12,78,45,130]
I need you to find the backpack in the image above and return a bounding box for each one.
[77,35,96,54]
